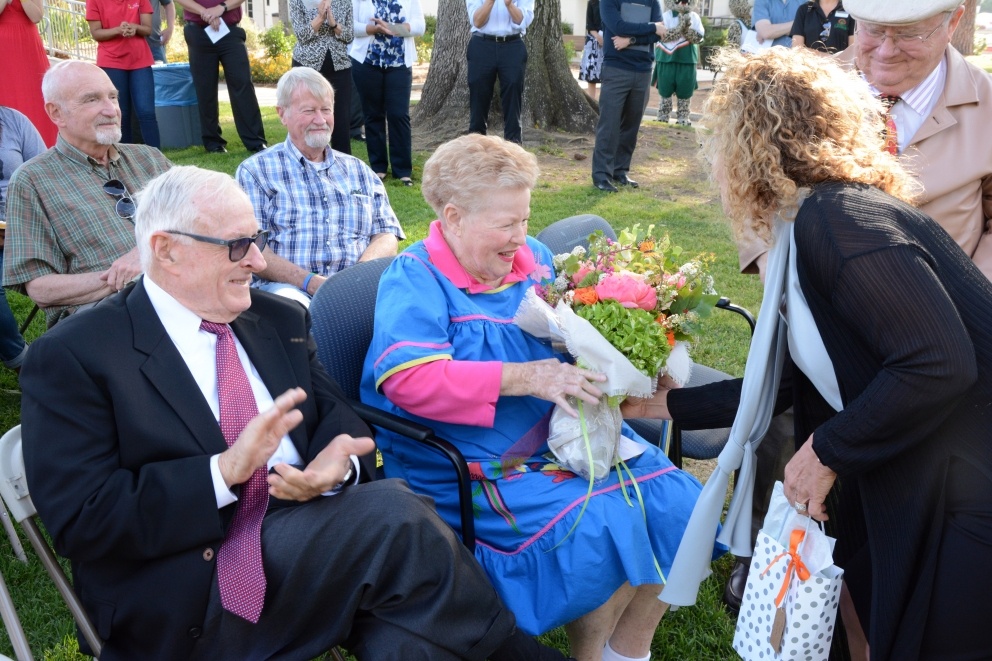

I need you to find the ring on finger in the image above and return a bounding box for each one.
[795,501,808,513]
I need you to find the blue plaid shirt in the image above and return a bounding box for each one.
[236,138,404,285]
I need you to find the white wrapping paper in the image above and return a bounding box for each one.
[514,288,690,480]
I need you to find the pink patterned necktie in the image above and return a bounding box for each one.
[881,94,901,156]
[200,320,268,623]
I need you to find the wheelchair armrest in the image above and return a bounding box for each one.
[716,297,756,336]
[349,401,477,552]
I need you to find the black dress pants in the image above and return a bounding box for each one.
[188,480,516,661]
[466,35,527,144]
[184,23,266,151]
[351,58,413,179]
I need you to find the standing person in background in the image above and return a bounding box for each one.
[752,0,804,47]
[591,0,665,193]
[349,0,424,185]
[578,0,603,100]
[146,0,176,62]
[791,0,855,53]
[465,0,534,144]
[652,0,703,126]
[0,107,45,372]
[0,0,58,146]
[87,0,162,148]
[290,0,354,154]
[174,0,268,154]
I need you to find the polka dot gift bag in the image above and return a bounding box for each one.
[732,482,844,661]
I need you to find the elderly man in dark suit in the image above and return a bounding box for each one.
[20,165,567,661]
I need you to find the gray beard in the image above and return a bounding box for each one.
[95,125,123,145]
[303,130,331,150]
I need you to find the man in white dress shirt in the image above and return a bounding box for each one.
[465,0,534,143]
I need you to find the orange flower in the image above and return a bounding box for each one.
[573,287,599,305]
[655,313,667,325]
[666,331,676,347]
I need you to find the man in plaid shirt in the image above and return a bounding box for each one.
[4,61,171,327]
[236,68,404,307]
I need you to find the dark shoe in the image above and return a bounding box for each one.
[614,174,639,188]
[723,555,750,617]
[351,132,366,142]
[205,145,228,154]
[399,177,414,187]
[594,180,618,193]
[248,143,268,153]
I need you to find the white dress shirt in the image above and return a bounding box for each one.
[466,0,534,35]
[143,275,358,508]
[869,58,946,155]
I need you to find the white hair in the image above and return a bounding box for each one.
[275,67,334,109]
[135,166,245,270]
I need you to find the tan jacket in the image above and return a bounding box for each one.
[738,47,992,280]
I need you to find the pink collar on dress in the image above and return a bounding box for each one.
[424,220,537,294]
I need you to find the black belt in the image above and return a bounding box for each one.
[189,20,237,28]
[475,32,521,42]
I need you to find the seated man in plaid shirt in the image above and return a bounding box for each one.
[236,68,404,307]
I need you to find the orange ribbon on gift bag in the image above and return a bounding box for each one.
[760,528,812,652]
[762,528,812,607]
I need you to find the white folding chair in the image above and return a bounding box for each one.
[0,425,103,659]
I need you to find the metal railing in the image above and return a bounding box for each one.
[39,0,97,62]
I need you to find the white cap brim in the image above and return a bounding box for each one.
[844,0,963,24]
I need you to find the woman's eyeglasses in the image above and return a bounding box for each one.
[103,179,136,221]
[166,229,270,262]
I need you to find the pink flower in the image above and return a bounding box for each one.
[594,274,657,311]
[531,262,552,282]
[571,265,595,285]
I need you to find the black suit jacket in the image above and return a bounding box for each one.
[21,281,372,661]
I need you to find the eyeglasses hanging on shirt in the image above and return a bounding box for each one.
[103,179,136,222]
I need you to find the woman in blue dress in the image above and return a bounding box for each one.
[361,133,716,661]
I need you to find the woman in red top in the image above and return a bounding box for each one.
[87,0,161,147]
[0,0,58,146]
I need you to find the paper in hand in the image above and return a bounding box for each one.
[205,19,230,43]
[384,22,412,37]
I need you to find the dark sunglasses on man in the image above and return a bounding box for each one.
[165,229,271,262]
[103,179,136,221]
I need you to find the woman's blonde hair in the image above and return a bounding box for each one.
[421,134,540,216]
[701,47,919,241]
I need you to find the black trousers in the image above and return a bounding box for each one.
[293,52,353,155]
[351,59,413,178]
[466,35,527,144]
[184,23,266,151]
[188,480,516,661]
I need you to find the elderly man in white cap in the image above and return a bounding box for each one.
[740,0,992,280]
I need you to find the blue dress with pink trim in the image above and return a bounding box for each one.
[360,225,717,635]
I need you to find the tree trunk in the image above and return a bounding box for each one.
[413,0,598,147]
[279,0,290,31]
[523,0,599,134]
[952,0,977,56]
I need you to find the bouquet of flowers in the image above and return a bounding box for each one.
[516,225,719,482]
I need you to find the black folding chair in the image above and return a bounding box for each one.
[309,258,477,552]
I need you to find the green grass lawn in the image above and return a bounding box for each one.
[0,103,759,660]
[967,51,992,73]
